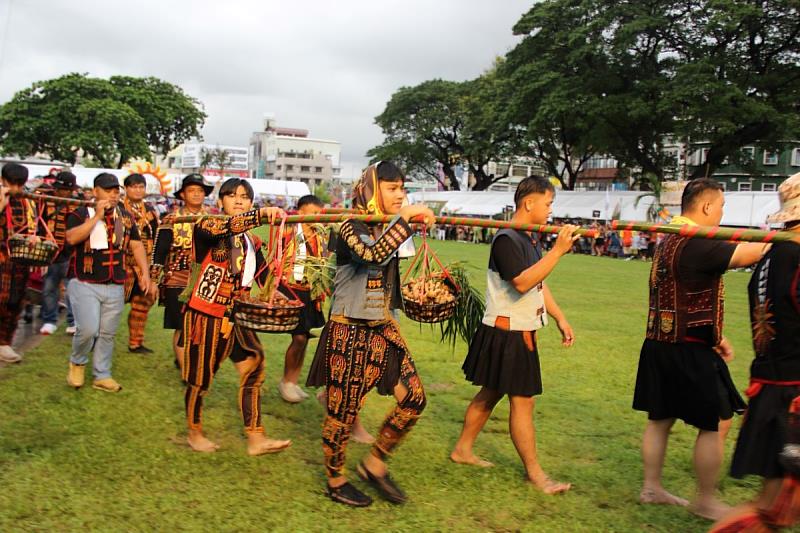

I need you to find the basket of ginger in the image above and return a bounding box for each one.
[401,274,459,323]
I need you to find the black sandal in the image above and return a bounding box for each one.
[356,462,407,504]
[326,482,373,507]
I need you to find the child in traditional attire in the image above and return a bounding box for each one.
[181,178,291,456]
[277,194,327,403]
[633,178,770,520]
[306,161,434,507]
[711,173,800,532]
[0,163,37,363]
[150,174,211,369]
[122,174,159,353]
[451,176,577,494]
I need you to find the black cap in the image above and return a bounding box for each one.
[94,173,120,190]
[53,171,77,190]
[175,173,214,198]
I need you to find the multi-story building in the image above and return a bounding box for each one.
[249,115,341,192]
[685,141,800,192]
[179,142,249,178]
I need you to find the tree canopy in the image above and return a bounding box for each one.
[0,73,206,168]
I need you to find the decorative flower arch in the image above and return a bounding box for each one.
[126,161,172,195]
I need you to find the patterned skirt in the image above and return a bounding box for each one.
[306,319,408,396]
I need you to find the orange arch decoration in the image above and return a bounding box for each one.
[126,161,172,195]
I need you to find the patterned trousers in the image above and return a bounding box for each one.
[127,291,155,348]
[321,320,427,478]
[0,261,30,345]
[182,309,266,433]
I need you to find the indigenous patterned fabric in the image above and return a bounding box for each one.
[747,242,800,381]
[182,309,266,433]
[709,476,800,532]
[282,223,325,290]
[127,292,155,348]
[321,319,425,478]
[150,206,207,291]
[645,235,725,345]
[1,197,37,261]
[0,261,29,343]
[122,198,158,302]
[67,207,139,284]
[185,210,265,318]
[38,188,82,262]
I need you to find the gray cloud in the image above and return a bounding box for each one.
[0,0,530,176]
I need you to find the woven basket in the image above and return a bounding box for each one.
[232,296,304,333]
[8,235,58,266]
[402,277,460,324]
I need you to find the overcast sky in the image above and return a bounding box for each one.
[0,0,531,177]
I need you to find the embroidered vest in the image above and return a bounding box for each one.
[646,235,725,345]
[164,207,205,286]
[187,233,262,318]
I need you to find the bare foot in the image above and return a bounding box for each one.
[450,450,494,468]
[187,432,219,453]
[352,422,375,444]
[247,434,292,456]
[639,487,689,506]
[529,475,571,495]
[688,498,731,521]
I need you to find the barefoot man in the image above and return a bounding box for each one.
[451,176,577,495]
[633,178,769,520]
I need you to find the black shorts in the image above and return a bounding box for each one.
[163,287,186,330]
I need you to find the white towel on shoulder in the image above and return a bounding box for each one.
[86,208,109,250]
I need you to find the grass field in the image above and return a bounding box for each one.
[0,238,771,532]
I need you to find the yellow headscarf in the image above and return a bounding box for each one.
[352,163,385,215]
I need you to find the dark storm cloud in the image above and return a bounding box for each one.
[0,0,530,175]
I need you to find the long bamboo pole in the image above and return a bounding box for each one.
[611,220,798,244]
[11,190,95,206]
[169,212,799,244]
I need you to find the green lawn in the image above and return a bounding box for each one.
[0,239,770,532]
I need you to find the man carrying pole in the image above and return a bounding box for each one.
[633,178,771,520]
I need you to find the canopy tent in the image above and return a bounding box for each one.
[408,190,782,228]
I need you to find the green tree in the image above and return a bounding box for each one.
[0,73,206,168]
[110,76,206,157]
[368,79,464,190]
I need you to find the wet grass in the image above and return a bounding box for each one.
[0,239,764,532]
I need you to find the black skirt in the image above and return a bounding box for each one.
[306,320,403,396]
[462,323,543,397]
[279,286,325,336]
[163,287,186,330]
[731,384,800,479]
[633,339,746,431]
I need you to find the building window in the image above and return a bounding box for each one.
[701,148,710,164]
[286,165,294,171]
[763,150,779,165]
[741,146,755,162]
[301,166,310,172]
[315,167,323,173]
[276,165,281,171]
[718,181,727,191]
[762,183,777,192]
[792,148,800,166]
[738,182,752,192]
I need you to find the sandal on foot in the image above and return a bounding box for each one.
[356,462,407,504]
[326,482,372,507]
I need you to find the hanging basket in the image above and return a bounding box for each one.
[402,274,459,323]
[232,294,304,333]
[8,235,58,266]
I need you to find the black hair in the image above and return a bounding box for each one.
[376,161,405,182]
[297,194,323,209]
[514,176,555,207]
[1,163,28,185]
[218,178,254,200]
[681,178,724,212]
[124,173,147,187]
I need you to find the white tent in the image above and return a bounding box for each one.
[408,189,782,228]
